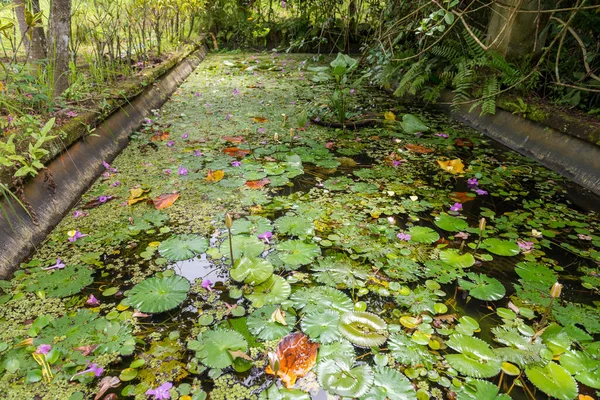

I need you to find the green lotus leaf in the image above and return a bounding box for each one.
[258,384,310,400]
[244,171,267,181]
[400,114,429,134]
[301,310,342,344]
[127,275,190,313]
[458,273,505,301]
[481,238,520,256]
[220,235,266,260]
[230,256,274,285]
[245,275,291,307]
[514,262,557,289]
[435,213,469,232]
[338,312,388,348]
[361,366,417,400]
[158,234,208,261]
[440,249,475,268]
[247,305,294,341]
[560,350,600,389]
[277,240,320,268]
[317,358,374,398]
[26,265,93,298]
[230,216,272,236]
[388,332,438,368]
[456,378,512,400]
[317,340,356,363]
[525,362,578,400]
[275,214,314,237]
[445,334,501,378]
[189,329,248,369]
[313,255,371,288]
[288,286,353,314]
[407,226,439,244]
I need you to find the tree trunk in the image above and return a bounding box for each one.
[48,0,72,97]
[13,0,31,57]
[30,0,47,60]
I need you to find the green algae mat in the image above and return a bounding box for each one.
[1,53,599,400]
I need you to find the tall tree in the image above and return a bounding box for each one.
[13,0,47,61]
[48,0,72,97]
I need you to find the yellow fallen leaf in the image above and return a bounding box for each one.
[437,158,465,174]
[206,169,225,182]
[128,187,150,205]
[384,111,396,121]
[271,307,288,326]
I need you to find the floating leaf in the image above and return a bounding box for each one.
[127,275,190,313]
[277,240,320,268]
[206,169,225,182]
[440,249,475,268]
[247,305,294,340]
[405,144,434,154]
[252,116,269,123]
[317,358,373,398]
[362,366,417,400]
[230,256,273,285]
[400,114,429,134]
[525,362,578,400]
[259,385,310,400]
[223,147,251,157]
[265,332,319,389]
[450,191,476,203]
[338,312,388,348]
[275,215,314,237]
[437,158,465,174]
[481,238,520,256]
[128,187,150,205]
[230,216,272,235]
[384,111,396,121]
[407,226,440,244]
[560,350,600,389]
[153,193,180,210]
[158,234,208,261]
[246,178,270,189]
[26,265,93,298]
[435,213,469,232]
[445,334,501,378]
[220,235,266,260]
[189,329,248,369]
[458,273,506,301]
[456,378,511,400]
[289,286,353,315]
[246,275,291,307]
[223,136,245,143]
[301,310,342,344]
[455,138,474,147]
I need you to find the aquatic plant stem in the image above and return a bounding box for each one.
[228,227,234,267]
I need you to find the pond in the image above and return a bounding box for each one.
[0,53,599,400]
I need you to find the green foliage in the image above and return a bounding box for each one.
[338,312,388,348]
[158,234,208,261]
[230,257,274,286]
[127,275,190,313]
[525,362,578,400]
[247,305,294,340]
[25,265,94,298]
[189,329,248,369]
[317,358,374,398]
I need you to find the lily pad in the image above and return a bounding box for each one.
[407,226,439,244]
[247,305,294,340]
[230,256,274,285]
[245,275,291,307]
[458,273,506,301]
[362,366,417,400]
[456,378,511,400]
[440,249,475,268]
[189,329,248,369]
[127,275,190,313]
[481,239,520,256]
[525,362,578,400]
[158,234,208,261]
[317,358,374,398]
[275,215,314,237]
[445,334,501,378]
[220,235,266,260]
[400,114,429,134]
[277,240,320,268]
[301,310,342,344]
[338,312,388,348]
[435,214,469,232]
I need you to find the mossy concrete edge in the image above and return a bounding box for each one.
[0,45,208,278]
[437,91,600,197]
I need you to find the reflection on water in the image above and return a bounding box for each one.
[169,254,228,284]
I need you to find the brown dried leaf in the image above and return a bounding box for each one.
[265,332,319,389]
[223,147,251,157]
[454,138,473,148]
[252,116,269,123]
[449,192,475,203]
[150,131,170,142]
[153,193,180,210]
[405,143,434,154]
[223,136,245,144]
[246,178,270,189]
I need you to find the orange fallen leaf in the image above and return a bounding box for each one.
[223,147,251,157]
[246,178,270,189]
[265,332,319,389]
[405,144,434,154]
[150,131,170,142]
[454,138,473,148]
[449,192,475,203]
[437,158,465,174]
[252,116,269,123]
[153,193,180,210]
[223,136,245,144]
[578,395,594,400]
[206,169,225,182]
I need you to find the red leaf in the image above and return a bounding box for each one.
[153,192,180,210]
[223,147,251,157]
[246,178,270,189]
[265,333,319,389]
[405,144,434,154]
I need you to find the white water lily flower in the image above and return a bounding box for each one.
[410,195,418,201]
[531,229,543,238]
